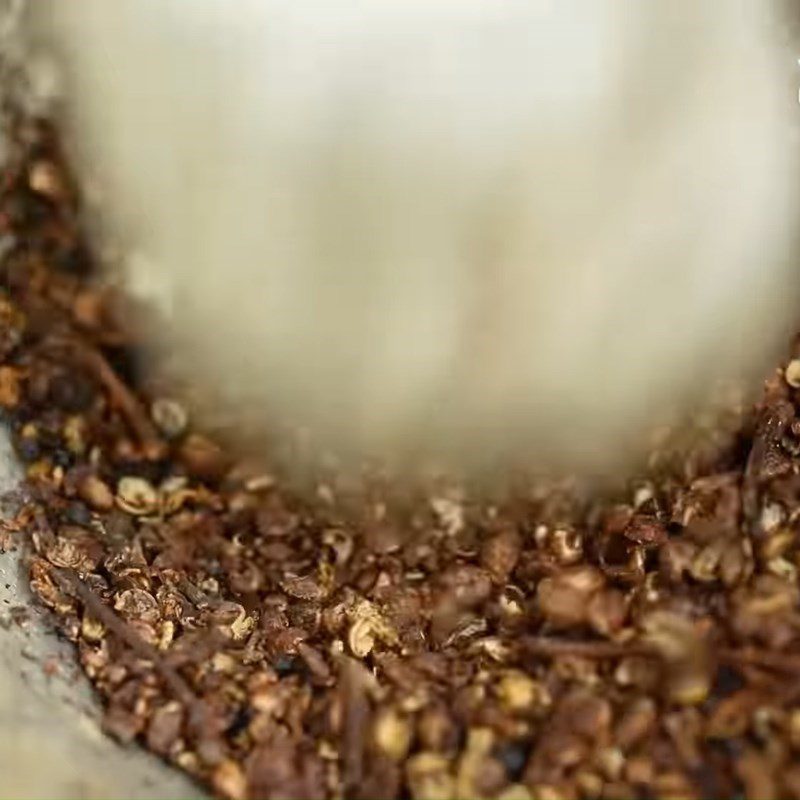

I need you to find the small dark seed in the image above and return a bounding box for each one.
[226,706,253,738]
[17,436,39,462]
[49,372,94,412]
[102,344,142,388]
[494,740,530,780]
[273,654,299,677]
[64,502,92,525]
[711,665,745,699]
[53,448,73,468]
[54,242,92,276]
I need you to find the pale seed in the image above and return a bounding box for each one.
[497,671,545,712]
[496,785,534,800]
[786,359,800,388]
[346,600,397,658]
[348,616,375,658]
[116,476,159,515]
[406,752,455,800]
[151,397,188,439]
[63,416,87,455]
[81,615,105,643]
[373,707,413,761]
[28,159,65,200]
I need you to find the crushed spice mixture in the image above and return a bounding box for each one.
[2,120,800,800]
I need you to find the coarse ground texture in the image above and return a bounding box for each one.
[0,488,204,800]
[4,119,800,800]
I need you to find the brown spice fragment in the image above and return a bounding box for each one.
[417,705,459,753]
[77,472,114,511]
[179,433,230,481]
[77,341,165,458]
[212,760,248,800]
[437,564,492,609]
[297,642,331,682]
[146,701,184,756]
[41,525,103,572]
[745,400,795,514]
[536,566,604,628]
[50,566,201,711]
[623,515,667,545]
[246,737,326,800]
[103,703,145,744]
[0,365,21,407]
[481,526,521,583]
[339,656,372,796]
[615,697,656,751]
[0,295,25,360]
[281,573,328,602]
[586,588,627,636]
[735,748,778,800]
[640,611,711,706]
